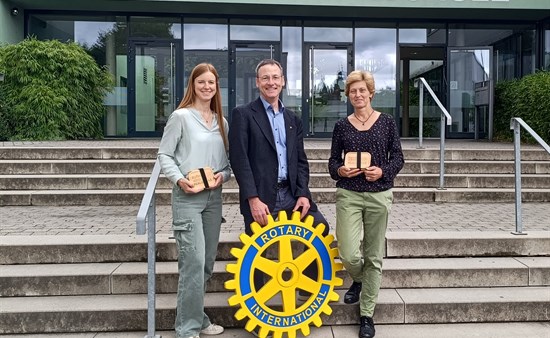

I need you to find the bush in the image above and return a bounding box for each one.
[0,38,113,140]
[494,70,550,143]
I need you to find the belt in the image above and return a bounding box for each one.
[276,180,289,189]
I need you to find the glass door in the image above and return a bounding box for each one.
[399,45,446,138]
[128,40,182,136]
[228,42,281,114]
[304,44,352,137]
[447,47,493,139]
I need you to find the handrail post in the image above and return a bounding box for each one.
[418,81,424,149]
[439,114,446,190]
[416,78,452,190]
[136,159,163,338]
[146,195,160,338]
[509,117,550,235]
[511,120,525,235]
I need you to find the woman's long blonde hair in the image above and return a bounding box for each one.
[177,63,227,150]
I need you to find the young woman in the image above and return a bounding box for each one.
[158,63,230,338]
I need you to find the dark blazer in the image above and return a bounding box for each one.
[229,97,318,222]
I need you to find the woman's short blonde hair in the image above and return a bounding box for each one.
[345,70,375,98]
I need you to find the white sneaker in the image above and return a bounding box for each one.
[200,323,224,335]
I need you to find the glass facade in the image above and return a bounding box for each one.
[184,21,228,115]
[544,23,550,70]
[448,23,536,82]
[26,13,545,139]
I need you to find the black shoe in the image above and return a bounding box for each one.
[359,316,375,338]
[344,281,362,304]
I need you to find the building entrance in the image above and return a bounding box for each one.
[448,47,493,139]
[128,39,182,137]
[303,43,352,138]
[400,45,446,138]
[400,45,494,139]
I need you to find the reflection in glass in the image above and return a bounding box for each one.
[355,28,397,119]
[546,28,550,69]
[130,16,181,38]
[184,23,228,50]
[29,15,129,136]
[304,27,352,43]
[234,46,277,107]
[449,24,535,82]
[282,27,302,117]
[308,48,348,135]
[398,23,446,44]
[184,24,229,115]
[399,29,428,43]
[407,60,444,137]
[449,49,491,136]
[134,45,177,133]
[230,25,279,41]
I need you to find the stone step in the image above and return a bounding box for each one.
[2,232,548,265]
[0,159,156,175]
[2,159,550,175]
[0,287,548,334]
[308,159,550,174]
[2,173,550,190]
[5,322,550,338]
[2,146,549,161]
[2,257,548,296]
[2,187,550,206]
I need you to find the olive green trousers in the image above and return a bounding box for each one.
[335,187,393,317]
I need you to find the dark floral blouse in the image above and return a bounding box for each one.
[328,113,404,192]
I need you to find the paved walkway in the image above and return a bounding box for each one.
[1,138,549,236]
[1,202,549,236]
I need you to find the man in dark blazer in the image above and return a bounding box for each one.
[228,59,329,301]
[229,59,327,233]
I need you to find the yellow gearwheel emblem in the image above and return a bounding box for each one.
[225,211,343,338]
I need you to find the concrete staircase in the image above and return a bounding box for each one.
[1,232,549,335]
[1,145,550,206]
[1,142,549,336]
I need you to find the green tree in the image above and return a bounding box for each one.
[494,70,550,143]
[0,37,113,140]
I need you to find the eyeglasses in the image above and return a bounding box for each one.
[257,75,283,83]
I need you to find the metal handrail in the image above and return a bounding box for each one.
[136,159,162,338]
[415,77,453,189]
[510,117,550,235]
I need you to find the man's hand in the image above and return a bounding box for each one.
[293,196,311,220]
[249,196,270,226]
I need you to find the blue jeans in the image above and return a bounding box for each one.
[172,185,222,338]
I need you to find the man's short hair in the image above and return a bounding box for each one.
[255,59,284,76]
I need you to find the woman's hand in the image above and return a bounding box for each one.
[364,166,382,182]
[338,166,362,178]
[177,177,204,194]
[208,172,224,189]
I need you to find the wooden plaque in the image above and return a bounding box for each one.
[187,167,216,189]
[344,152,371,169]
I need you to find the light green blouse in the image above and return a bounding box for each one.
[158,107,231,186]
